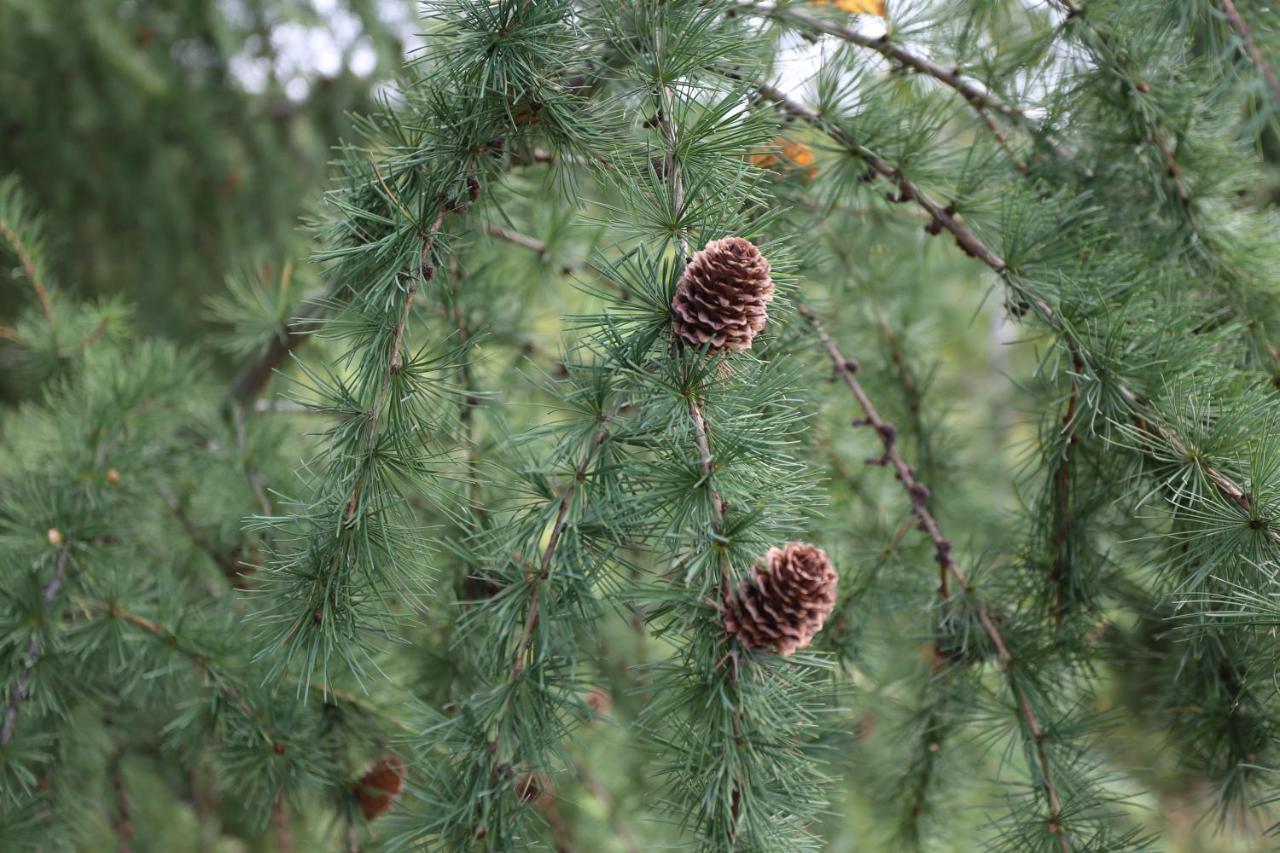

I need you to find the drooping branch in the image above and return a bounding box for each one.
[510,408,617,678]
[741,3,1068,160]
[0,200,53,323]
[799,306,1070,851]
[481,223,627,298]
[109,749,135,853]
[226,154,549,410]
[281,201,462,648]
[343,204,448,523]
[757,81,1277,541]
[799,306,954,596]
[227,287,335,409]
[79,597,277,744]
[1220,0,1280,109]
[1049,351,1085,626]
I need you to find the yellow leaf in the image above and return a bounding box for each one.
[781,140,816,167]
[812,0,887,16]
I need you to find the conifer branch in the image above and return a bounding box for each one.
[740,2,1071,165]
[510,407,617,678]
[447,260,486,538]
[798,306,952,595]
[1220,0,1280,109]
[655,15,689,261]
[229,157,540,410]
[79,598,276,744]
[109,750,135,853]
[480,223,625,297]
[0,200,52,324]
[745,4,1020,120]
[755,83,1012,273]
[271,798,293,853]
[1049,352,1084,626]
[343,204,448,524]
[1050,5,1221,264]
[799,305,1070,851]
[761,81,1277,542]
[1,542,72,746]
[227,289,333,408]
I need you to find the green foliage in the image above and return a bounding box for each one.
[4,0,1280,850]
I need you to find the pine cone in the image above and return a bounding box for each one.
[354,754,407,821]
[723,542,838,656]
[671,237,775,351]
[514,771,555,810]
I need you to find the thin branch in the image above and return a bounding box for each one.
[1221,0,1280,109]
[226,287,335,409]
[485,223,553,255]
[799,306,953,596]
[755,82,1009,264]
[271,797,294,853]
[1049,3,1203,219]
[0,212,53,323]
[448,258,487,542]
[1,542,72,745]
[655,20,690,261]
[799,306,1069,851]
[343,205,447,523]
[275,672,412,732]
[511,408,617,677]
[227,144,541,409]
[481,223,628,298]
[279,202,460,649]
[657,17,744,840]
[110,750,135,853]
[741,2,1072,164]
[79,598,277,744]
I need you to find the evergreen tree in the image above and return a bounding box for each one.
[3,0,1280,850]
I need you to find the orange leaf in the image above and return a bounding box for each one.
[781,140,816,167]
[813,0,887,16]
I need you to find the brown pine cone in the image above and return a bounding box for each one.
[671,237,775,351]
[514,771,555,810]
[724,542,838,656]
[355,754,407,821]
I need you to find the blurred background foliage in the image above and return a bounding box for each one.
[0,0,414,357]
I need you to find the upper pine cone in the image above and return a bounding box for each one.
[354,754,407,821]
[671,237,775,351]
[724,542,838,656]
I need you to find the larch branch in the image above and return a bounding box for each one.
[0,212,53,323]
[1,543,72,745]
[511,409,616,678]
[740,2,1072,164]
[799,306,1069,851]
[1221,0,1280,109]
[758,81,1274,542]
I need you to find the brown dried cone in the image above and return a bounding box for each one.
[671,237,775,351]
[514,771,555,810]
[354,754,407,821]
[723,542,838,656]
